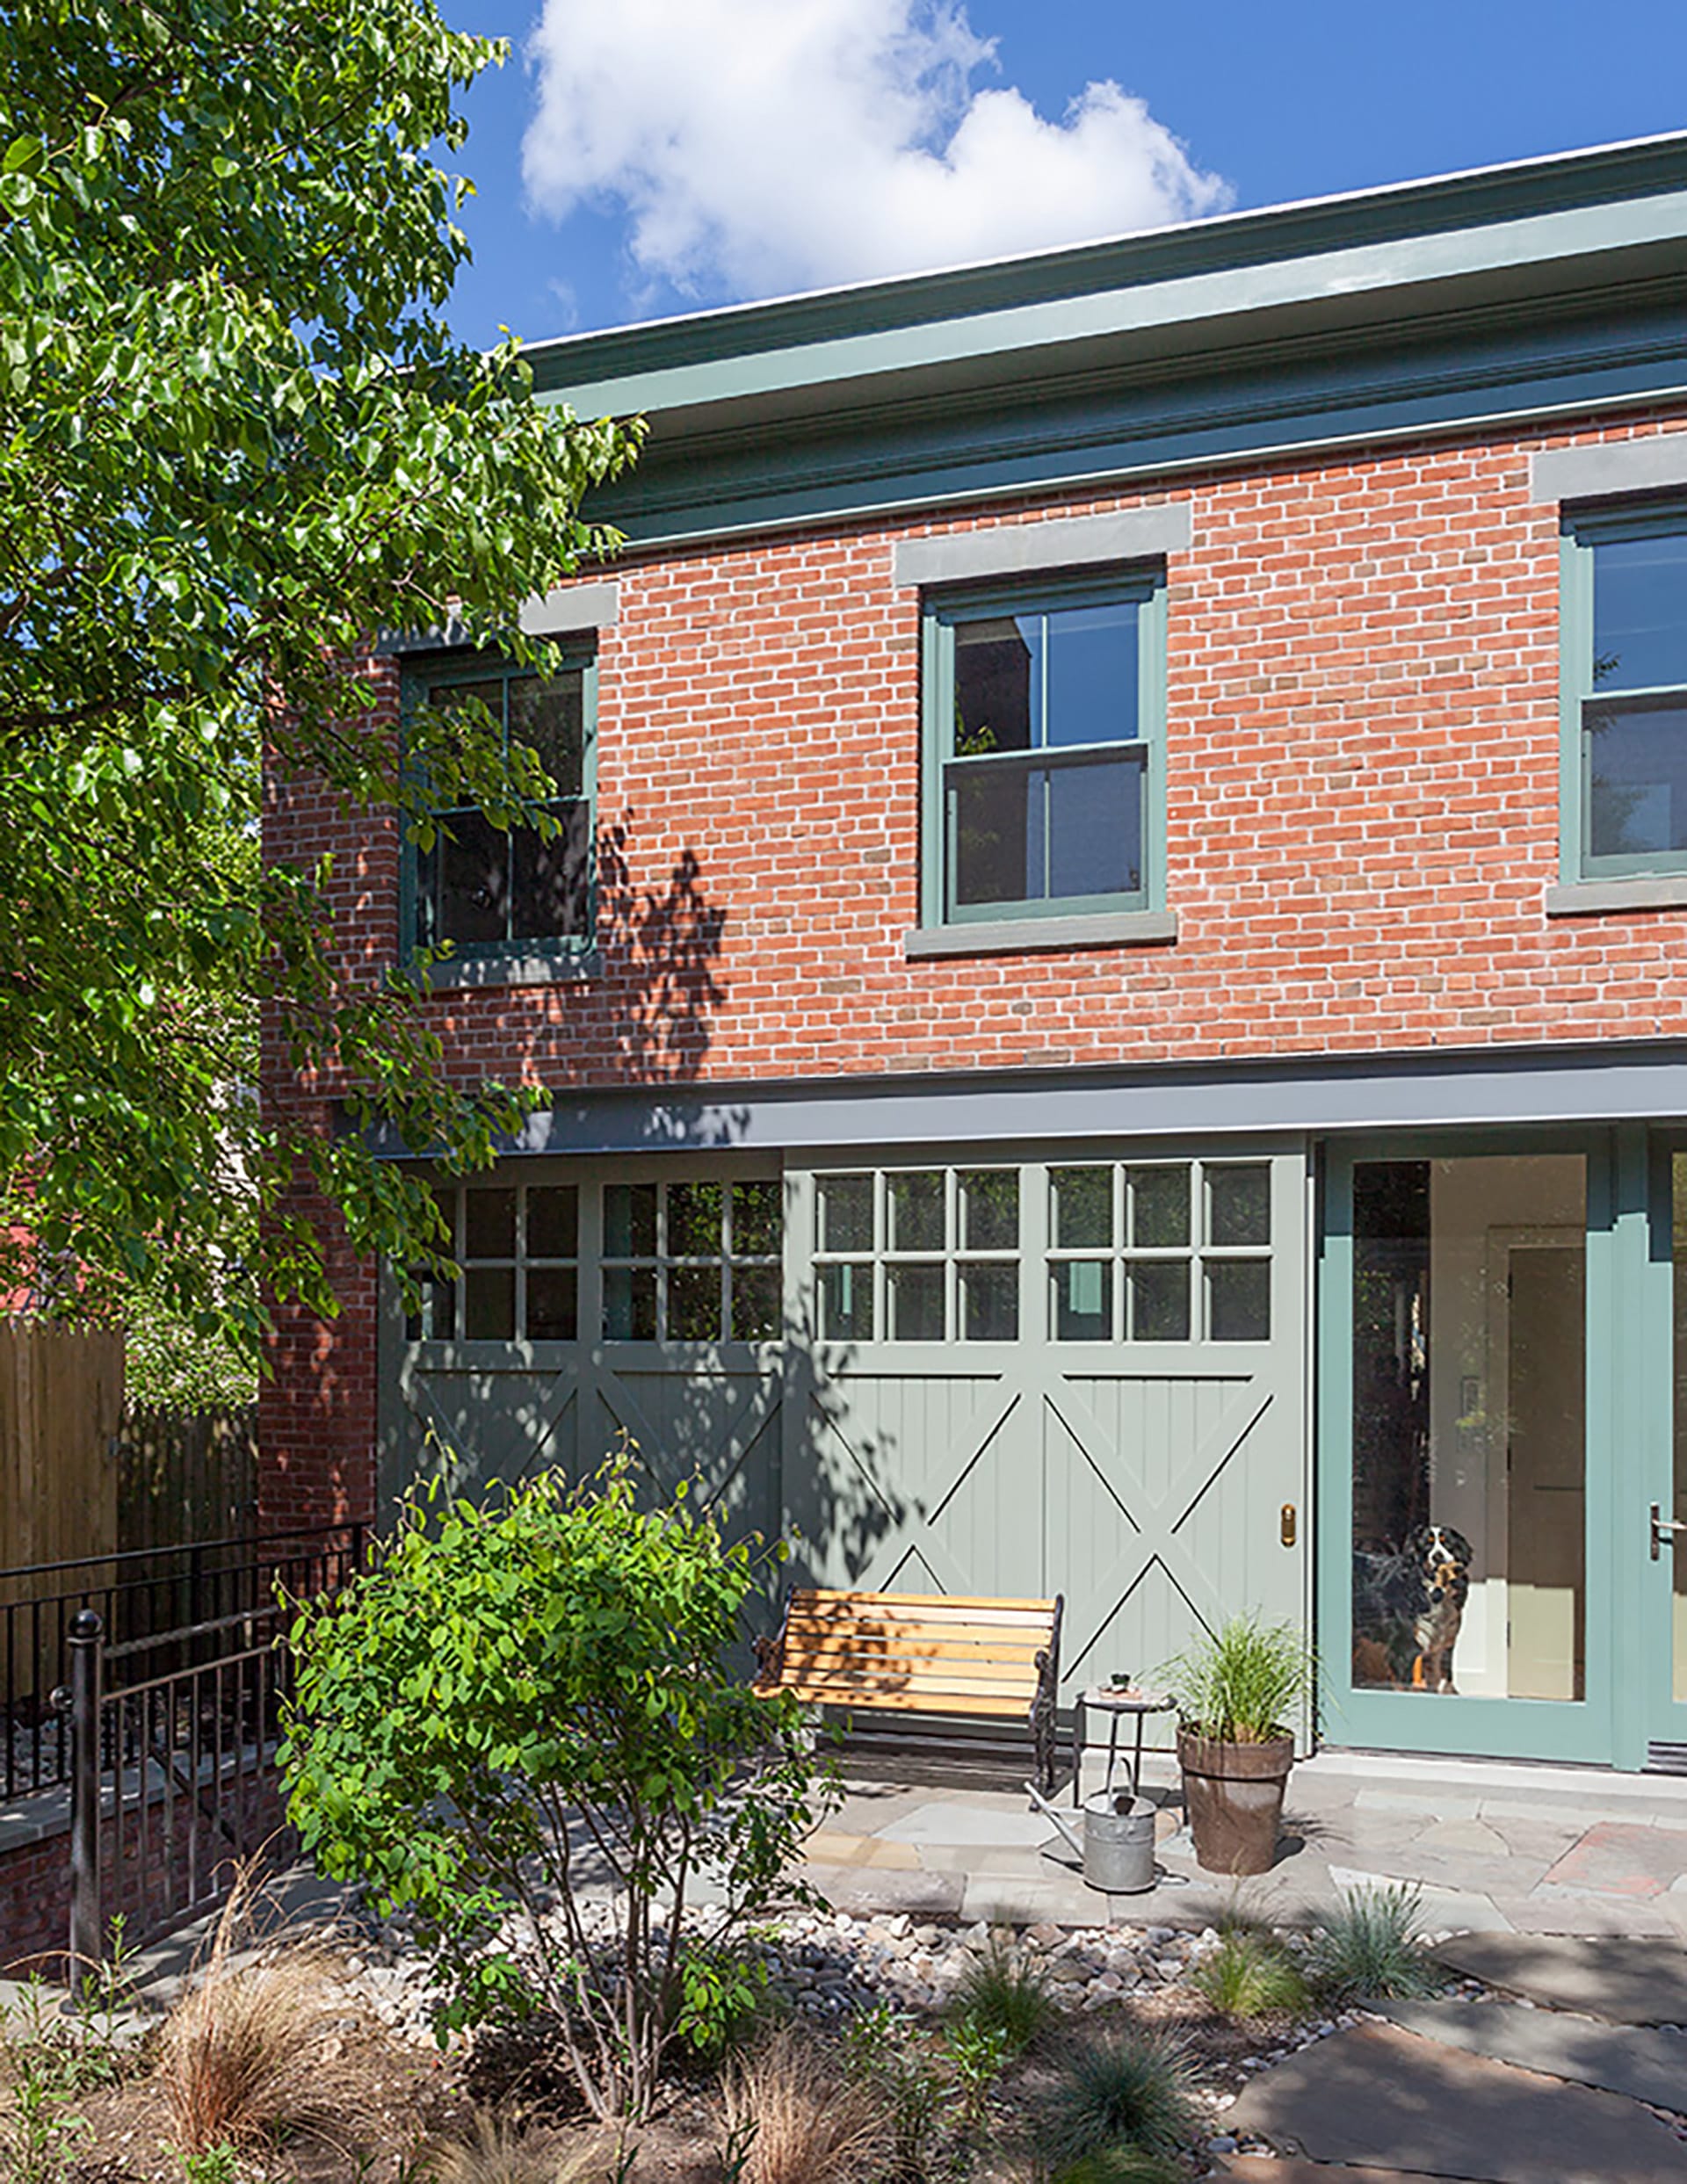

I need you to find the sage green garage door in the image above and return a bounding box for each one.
[379,1145,1309,1689]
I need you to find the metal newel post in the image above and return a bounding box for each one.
[66,1608,103,1996]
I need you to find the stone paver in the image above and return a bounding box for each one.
[1376,1997,1687,2112]
[1225,2021,1687,2182]
[1538,1820,1687,1899]
[801,1830,920,1870]
[1435,1932,1687,2022]
[798,1865,962,1919]
[1327,1865,1518,1935]
[876,1802,1049,1848]
[1221,2164,1448,2183]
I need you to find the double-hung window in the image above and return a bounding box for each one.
[407,650,597,962]
[1563,506,1687,878]
[922,571,1166,928]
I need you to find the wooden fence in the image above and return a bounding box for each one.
[0,1323,125,1574]
[116,1403,257,1553]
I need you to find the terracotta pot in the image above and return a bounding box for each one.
[1177,1726,1293,1876]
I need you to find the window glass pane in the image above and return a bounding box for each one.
[1586,701,1687,859]
[405,1270,456,1342]
[526,1266,577,1341]
[1045,600,1138,748]
[604,1265,657,1340]
[961,1262,1017,1341]
[1053,1259,1111,1341]
[605,1183,657,1258]
[1129,1166,1190,1249]
[415,835,438,950]
[510,803,591,941]
[430,678,503,729]
[950,759,1032,908]
[1129,1260,1191,1341]
[954,616,1037,755]
[888,1262,945,1341]
[669,1262,722,1341]
[438,810,510,944]
[732,1180,783,1258]
[1053,1167,1112,1248]
[1207,1165,1271,1247]
[731,1264,782,1341]
[960,1169,1018,1252]
[1592,530,1687,692]
[820,1262,874,1342]
[1046,752,1144,900]
[888,1172,945,1253]
[818,1175,873,1254]
[1351,1155,1586,1703]
[669,1180,724,1257]
[509,674,584,795]
[464,1266,515,1340]
[1207,1260,1271,1341]
[526,1186,577,1261]
[464,1188,516,1260]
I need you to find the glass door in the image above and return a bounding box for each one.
[1646,1151,1687,1765]
[1321,1141,1615,1763]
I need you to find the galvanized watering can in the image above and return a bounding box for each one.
[1026,1779,1157,1894]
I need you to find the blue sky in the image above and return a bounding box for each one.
[438,0,1687,351]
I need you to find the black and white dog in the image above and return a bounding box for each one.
[1352,1524,1473,1693]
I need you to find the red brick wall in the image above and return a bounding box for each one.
[258,409,1687,1516]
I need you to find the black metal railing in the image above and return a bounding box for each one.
[0,1523,363,1802]
[64,1600,306,1971]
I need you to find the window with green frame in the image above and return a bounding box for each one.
[1562,505,1687,877]
[406,650,597,958]
[921,569,1166,925]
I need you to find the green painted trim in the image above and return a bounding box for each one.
[1562,503,1687,883]
[1641,1132,1687,1757]
[1317,1132,1620,1768]
[399,646,599,967]
[919,570,1165,930]
[529,145,1687,415]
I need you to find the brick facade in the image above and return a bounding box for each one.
[258,409,1687,1521]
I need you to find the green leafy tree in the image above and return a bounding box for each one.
[0,0,639,1351]
[282,1457,836,2123]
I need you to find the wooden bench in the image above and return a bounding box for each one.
[752,1587,1064,1792]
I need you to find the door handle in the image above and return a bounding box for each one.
[1651,1503,1687,1560]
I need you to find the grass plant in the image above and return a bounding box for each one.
[718,2026,888,2184]
[1305,1882,1445,2001]
[153,1877,344,2156]
[1049,2152,1189,2184]
[424,2110,627,2184]
[952,1933,1055,2055]
[1189,1926,1308,2019]
[1162,1616,1307,1742]
[1034,2027,1200,2167]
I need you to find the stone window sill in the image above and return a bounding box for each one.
[1545,878,1687,916]
[904,909,1178,958]
[425,951,599,991]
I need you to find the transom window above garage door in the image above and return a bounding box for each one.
[1048,1161,1271,1341]
[404,1175,784,1344]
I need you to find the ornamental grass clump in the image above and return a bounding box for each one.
[1306,1882,1445,2001]
[952,1933,1055,2056]
[718,2028,888,2184]
[282,1450,837,2124]
[1189,1925,1308,2020]
[1034,2026,1200,2169]
[1163,1616,1308,1743]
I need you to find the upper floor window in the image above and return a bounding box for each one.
[407,652,596,959]
[1564,508,1687,877]
[921,571,1166,928]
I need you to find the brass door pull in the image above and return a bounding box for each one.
[1281,1503,1297,1548]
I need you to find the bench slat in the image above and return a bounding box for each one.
[768,1684,1033,1719]
[788,1589,1054,1611]
[781,1623,1047,1657]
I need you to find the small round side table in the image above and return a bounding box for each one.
[1072,1686,1176,1806]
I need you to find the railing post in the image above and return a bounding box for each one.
[65,1607,103,1996]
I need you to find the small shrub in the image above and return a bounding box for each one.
[169,2147,240,2184]
[719,2027,887,2184]
[286,1454,837,2123]
[945,2015,1009,2133]
[153,1883,342,2155]
[953,1934,1054,2054]
[1306,1882,1444,2002]
[672,1942,771,2063]
[0,2052,92,2184]
[843,2004,940,2181]
[1035,2027,1201,2166]
[1189,1927,1308,2019]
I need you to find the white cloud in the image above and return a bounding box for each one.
[521,0,1231,304]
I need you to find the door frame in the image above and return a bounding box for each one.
[1640,1131,1687,1765]
[1316,1127,1623,1765]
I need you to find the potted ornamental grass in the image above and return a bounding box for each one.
[1165,1616,1309,1876]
